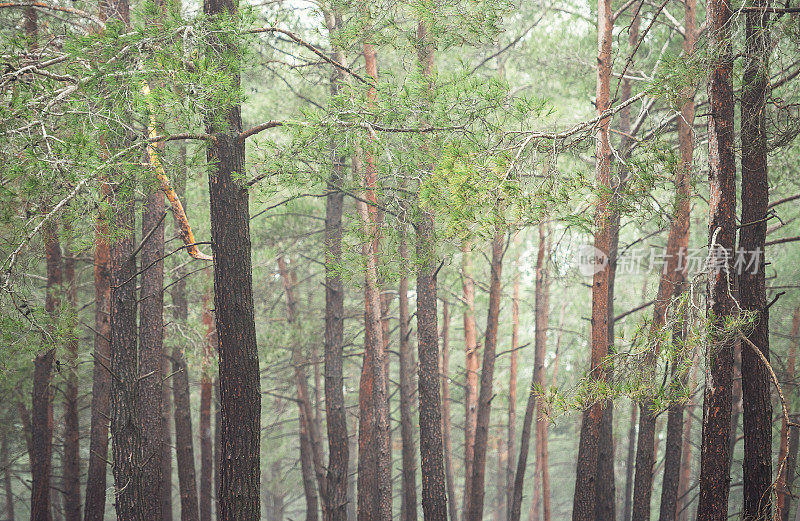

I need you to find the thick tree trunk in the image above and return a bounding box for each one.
[205,0,262,517]
[572,0,612,515]
[506,236,520,516]
[466,227,505,521]
[398,231,418,521]
[740,1,772,518]
[322,14,348,521]
[509,225,549,521]
[461,241,479,518]
[84,185,112,521]
[138,189,166,520]
[440,301,459,521]
[779,308,800,521]
[199,286,215,521]
[62,238,81,521]
[415,20,448,521]
[695,0,736,512]
[32,221,59,521]
[110,178,142,521]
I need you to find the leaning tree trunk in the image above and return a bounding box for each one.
[740,1,772,518]
[32,218,60,521]
[84,183,112,521]
[466,226,505,521]
[322,11,348,521]
[572,0,612,516]
[695,0,736,513]
[137,188,166,521]
[205,0,261,515]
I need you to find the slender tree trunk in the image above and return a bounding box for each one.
[510,225,549,521]
[677,351,700,521]
[399,231,418,521]
[322,13,348,521]
[213,377,221,517]
[301,405,321,521]
[779,308,800,520]
[695,0,736,512]
[506,235,520,516]
[62,238,81,521]
[740,1,772,518]
[2,427,14,521]
[462,240,479,518]
[199,286,215,521]
[535,229,552,521]
[84,183,112,521]
[572,0,613,514]
[466,227,505,521]
[348,415,358,521]
[32,220,59,521]
[172,329,200,521]
[440,301,459,521]
[415,19,448,521]
[623,403,637,521]
[729,342,742,463]
[138,189,166,520]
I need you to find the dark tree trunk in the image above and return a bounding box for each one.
[199,287,215,521]
[509,225,549,521]
[2,427,14,521]
[62,238,81,521]
[572,0,612,515]
[213,377,221,517]
[138,189,166,520]
[440,301,459,521]
[205,0,261,517]
[110,179,141,521]
[466,227,505,521]
[301,408,321,521]
[740,1,772,517]
[535,230,552,521]
[623,403,637,521]
[779,308,800,521]
[322,14,348,520]
[161,354,174,521]
[506,236,520,518]
[729,343,742,464]
[415,19,448,521]
[659,391,686,521]
[32,218,59,521]
[677,352,699,521]
[398,231,418,521]
[84,187,112,521]
[695,0,736,512]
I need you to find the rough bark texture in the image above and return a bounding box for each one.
[572,0,612,516]
[32,219,60,521]
[205,0,261,512]
[509,225,549,521]
[695,0,736,513]
[462,240,479,518]
[779,308,800,521]
[62,238,81,521]
[110,179,141,521]
[399,231,419,521]
[322,14,348,521]
[415,19,448,521]
[138,189,166,521]
[466,227,505,521]
[440,301,459,521]
[84,185,112,521]
[740,1,772,517]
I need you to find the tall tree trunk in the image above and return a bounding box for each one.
[322,13,348,521]
[695,0,736,511]
[199,285,215,521]
[415,19,448,521]
[399,231,418,521]
[623,403,638,521]
[440,301,459,521]
[740,1,772,517]
[535,229,552,521]
[138,189,166,520]
[509,224,550,521]
[2,426,14,521]
[62,237,81,521]
[462,240,479,518]
[506,235,520,516]
[110,179,141,521]
[779,308,800,520]
[729,342,742,463]
[572,0,612,514]
[677,351,700,521]
[356,43,392,521]
[32,220,59,521]
[205,0,261,517]
[466,227,505,521]
[84,183,112,521]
